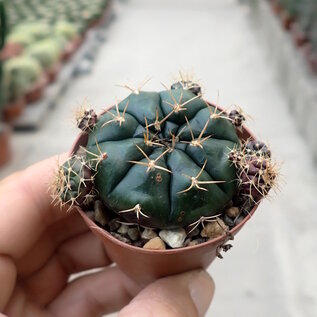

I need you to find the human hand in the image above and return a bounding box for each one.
[0,156,215,317]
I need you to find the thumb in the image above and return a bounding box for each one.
[118,270,215,317]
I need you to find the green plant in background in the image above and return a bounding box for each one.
[6,31,34,49]
[54,21,79,42]
[12,22,51,41]
[276,0,317,53]
[26,39,61,70]
[277,0,301,17]
[0,0,6,117]
[5,0,110,32]
[2,69,24,104]
[2,56,42,103]
[53,79,277,231]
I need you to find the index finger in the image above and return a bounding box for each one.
[0,154,68,260]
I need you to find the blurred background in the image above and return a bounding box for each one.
[1,0,317,316]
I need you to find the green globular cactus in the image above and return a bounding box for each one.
[85,89,240,229]
[53,155,95,209]
[3,56,42,89]
[54,21,79,41]
[26,39,61,70]
[3,55,42,101]
[2,56,42,102]
[6,31,35,49]
[55,79,277,231]
[57,81,246,229]
[12,22,51,41]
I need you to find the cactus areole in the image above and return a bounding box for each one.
[58,85,253,229]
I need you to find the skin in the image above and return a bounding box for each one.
[0,155,215,317]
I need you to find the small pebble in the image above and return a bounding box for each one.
[133,240,145,248]
[111,232,131,244]
[187,227,200,238]
[188,238,206,246]
[159,228,186,248]
[183,238,192,247]
[141,228,158,240]
[225,207,240,218]
[223,214,235,227]
[108,218,120,232]
[117,224,129,235]
[143,237,166,250]
[127,227,140,241]
[201,219,229,239]
[94,200,110,226]
[235,215,245,226]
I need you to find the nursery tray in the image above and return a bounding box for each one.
[11,6,113,131]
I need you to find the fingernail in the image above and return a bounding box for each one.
[189,270,215,317]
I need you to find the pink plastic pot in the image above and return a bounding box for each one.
[3,97,26,123]
[70,103,259,284]
[0,123,11,167]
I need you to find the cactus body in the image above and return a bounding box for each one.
[79,88,240,229]
[54,21,78,41]
[2,56,42,101]
[26,39,61,70]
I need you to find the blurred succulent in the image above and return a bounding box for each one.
[6,31,35,48]
[26,39,61,70]
[2,56,42,102]
[12,22,51,41]
[54,78,278,230]
[54,21,79,41]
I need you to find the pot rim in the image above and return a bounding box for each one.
[70,99,259,254]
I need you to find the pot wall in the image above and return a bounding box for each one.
[70,102,258,284]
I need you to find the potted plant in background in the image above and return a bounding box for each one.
[26,39,62,83]
[2,64,26,122]
[54,21,81,62]
[53,77,279,284]
[7,55,47,103]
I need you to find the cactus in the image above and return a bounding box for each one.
[228,140,277,205]
[54,21,79,41]
[54,78,278,231]
[11,22,51,41]
[3,56,42,88]
[6,31,35,48]
[2,56,42,102]
[26,39,61,70]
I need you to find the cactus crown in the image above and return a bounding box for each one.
[54,79,278,231]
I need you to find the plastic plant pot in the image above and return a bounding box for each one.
[46,62,61,84]
[3,96,25,123]
[0,42,23,61]
[53,81,278,285]
[66,103,260,285]
[0,123,11,167]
